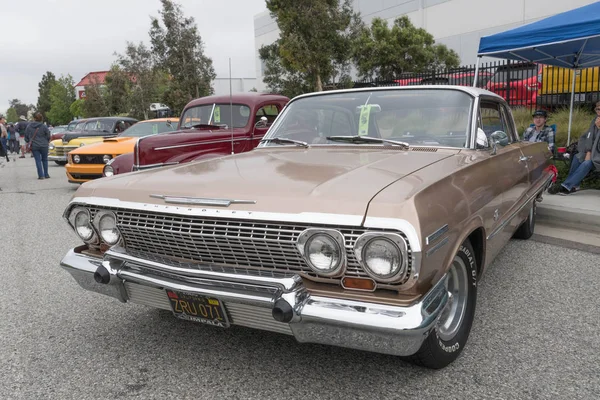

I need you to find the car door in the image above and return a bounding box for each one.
[478,100,529,255]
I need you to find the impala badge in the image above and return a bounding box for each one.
[150,194,256,207]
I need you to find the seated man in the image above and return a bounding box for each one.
[523,110,555,152]
[548,102,600,195]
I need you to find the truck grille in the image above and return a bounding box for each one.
[54,146,77,157]
[89,208,412,284]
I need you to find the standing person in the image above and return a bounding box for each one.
[7,123,18,154]
[25,112,51,179]
[16,115,29,158]
[0,115,9,162]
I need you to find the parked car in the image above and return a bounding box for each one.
[50,119,86,142]
[394,71,493,87]
[65,118,178,184]
[485,62,540,107]
[49,117,138,165]
[59,86,553,369]
[104,93,289,177]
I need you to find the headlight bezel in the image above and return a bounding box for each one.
[103,164,114,177]
[102,155,112,164]
[49,143,55,150]
[354,232,408,283]
[93,210,121,246]
[67,207,98,244]
[296,228,346,277]
[73,154,80,163]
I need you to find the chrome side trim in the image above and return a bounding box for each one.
[487,173,553,240]
[149,194,256,207]
[426,237,449,258]
[426,224,449,245]
[154,137,248,151]
[133,161,180,171]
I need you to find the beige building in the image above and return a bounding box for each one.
[254,0,598,91]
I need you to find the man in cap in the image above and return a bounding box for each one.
[523,110,555,152]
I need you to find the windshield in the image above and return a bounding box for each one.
[180,104,251,129]
[85,120,114,132]
[119,120,179,137]
[67,121,79,131]
[74,122,86,130]
[263,89,473,148]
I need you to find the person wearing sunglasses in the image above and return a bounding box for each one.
[548,101,600,195]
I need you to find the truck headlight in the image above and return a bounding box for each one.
[354,233,408,283]
[73,155,80,163]
[49,143,55,150]
[94,211,120,245]
[79,143,85,147]
[297,229,345,277]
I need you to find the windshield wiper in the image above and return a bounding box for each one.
[260,137,309,148]
[325,135,409,149]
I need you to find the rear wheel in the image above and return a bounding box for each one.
[408,239,478,369]
[54,161,67,166]
[513,201,536,240]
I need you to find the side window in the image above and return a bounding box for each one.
[255,104,280,126]
[499,105,516,143]
[479,102,504,135]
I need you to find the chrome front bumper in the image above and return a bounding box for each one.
[60,246,450,357]
[49,155,67,162]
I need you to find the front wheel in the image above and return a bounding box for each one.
[408,239,478,369]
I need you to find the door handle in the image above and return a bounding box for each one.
[519,156,532,162]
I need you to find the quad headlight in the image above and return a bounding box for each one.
[296,229,345,277]
[354,233,408,283]
[68,208,96,243]
[103,164,114,177]
[72,155,80,163]
[94,211,120,245]
[102,155,112,164]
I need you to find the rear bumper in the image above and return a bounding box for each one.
[60,246,449,357]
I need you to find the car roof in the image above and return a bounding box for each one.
[185,93,289,108]
[138,118,175,123]
[292,85,504,102]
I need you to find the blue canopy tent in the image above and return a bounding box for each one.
[474,1,600,144]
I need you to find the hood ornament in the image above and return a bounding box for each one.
[150,194,256,207]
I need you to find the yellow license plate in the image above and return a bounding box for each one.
[166,290,229,328]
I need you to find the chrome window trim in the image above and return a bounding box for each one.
[296,228,347,277]
[353,232,409,284]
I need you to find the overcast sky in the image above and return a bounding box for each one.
[0,0,268,114]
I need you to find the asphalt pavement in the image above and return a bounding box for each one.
[1,157,599,400]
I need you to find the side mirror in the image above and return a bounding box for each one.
[166,119,172,128]
[489,130,509,155]
[475,128,489,149]
[255,116,268,128]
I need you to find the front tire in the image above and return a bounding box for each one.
[54,161,67,166]
[513,200,536,240]
[408,239,478,369]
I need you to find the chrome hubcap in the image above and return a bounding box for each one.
[437,257,469,341]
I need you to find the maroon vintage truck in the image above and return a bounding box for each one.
[103,93,289,177]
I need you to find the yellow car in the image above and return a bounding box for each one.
[65,118,178,183]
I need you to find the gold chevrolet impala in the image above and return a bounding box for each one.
[60,86,553,369]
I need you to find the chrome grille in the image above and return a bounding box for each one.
[89,207,412,283]
[54,146,77,157]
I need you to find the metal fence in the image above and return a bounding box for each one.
[351,60,600,112]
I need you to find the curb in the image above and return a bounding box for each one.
[537,202,600,233]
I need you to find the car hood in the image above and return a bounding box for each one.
[70,137,136,155]
[77,147,459,217]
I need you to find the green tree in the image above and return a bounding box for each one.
[352,16,460,80]
[47,75,76,124]
[149,0,216,113]
[104,64,131,115]
[259,41,314,98]
[36,72,56,122]
[82,81,109,117]
[70,99,84,119]
[116,42,159,120]
[9,99,34,120]
[6,107,18,123]
[264,0,360,92]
